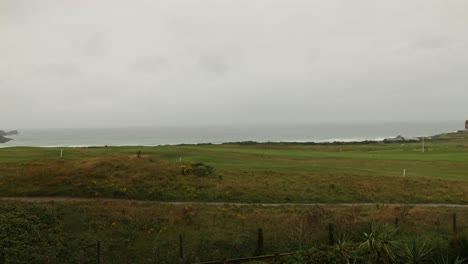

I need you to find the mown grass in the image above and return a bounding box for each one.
[0,132,467,203]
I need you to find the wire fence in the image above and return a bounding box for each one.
[54,212,466,264]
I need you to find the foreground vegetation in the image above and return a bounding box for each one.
[0,200,467,263]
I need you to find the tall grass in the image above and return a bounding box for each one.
[0,150,466,203]
[0,201,467,263]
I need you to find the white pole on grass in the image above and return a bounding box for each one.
[60,149,63,159]
[422,137,425,153]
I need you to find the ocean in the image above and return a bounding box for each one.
[0,121,462,147]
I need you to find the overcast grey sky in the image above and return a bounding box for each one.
[1,0,467,129]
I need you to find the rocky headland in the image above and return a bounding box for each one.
[0,130,19,143]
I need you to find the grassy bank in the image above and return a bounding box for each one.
[0,133,467,203]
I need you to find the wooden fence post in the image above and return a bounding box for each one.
[179,234,184,264]
[453,213,457,233]
[79,246,85,264]
[256,228,264,256]
[96,240,101,264]
[0,250,5,264]
[328,223,335,246]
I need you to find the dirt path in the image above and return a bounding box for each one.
[0,196,467,208]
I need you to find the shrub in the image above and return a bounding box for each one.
[181,162,214,177]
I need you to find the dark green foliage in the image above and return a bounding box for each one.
[450,233,468,259]
[0,201,467,263]
[397,238,435,264]
[359,222,398,264]
[181,162,214,177]
[192,163,214,177]
[282,247,341,264]
[0,203,71,263]
[0,201,169,263]
[432,255,466,264]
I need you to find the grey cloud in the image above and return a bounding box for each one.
[77,33,110,58]
[198,54,229,76]
[0,1,40,23]
[1,0,468,128]
[34,63,81,77]
[411,35,452,50]
[131,56,168,73]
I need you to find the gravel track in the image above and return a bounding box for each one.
[1,196,467,208]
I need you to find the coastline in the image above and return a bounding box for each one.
[0,137,388,148]
[0,121,459,148]
[0,136,12,144]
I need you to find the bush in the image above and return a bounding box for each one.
[181,162,214,177]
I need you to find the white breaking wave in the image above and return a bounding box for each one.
[0,121,459,148]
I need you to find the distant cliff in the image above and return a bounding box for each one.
[0,130,19,143]
[0,130,19,136]
[0,136,12,143]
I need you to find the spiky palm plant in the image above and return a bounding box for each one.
[432,255,466,264]
[398,239,434,264]
[450,234,468,259]
[359,222,398,264]
[336,234,357,264]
